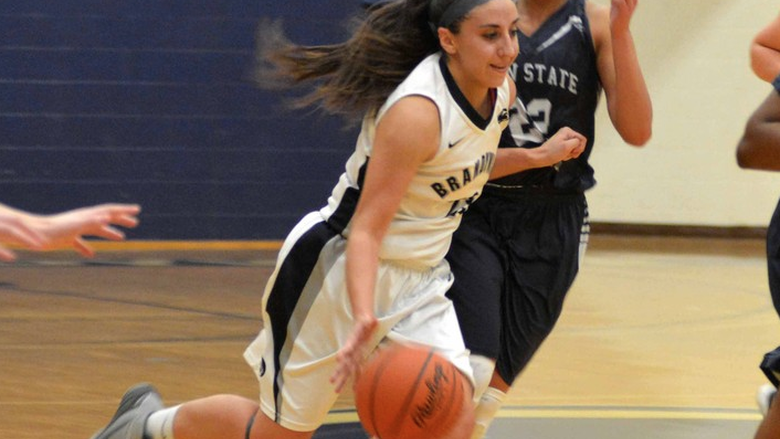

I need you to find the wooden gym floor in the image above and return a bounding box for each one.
[0,235,776,439]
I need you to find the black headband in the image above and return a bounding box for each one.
[429,0,493,29]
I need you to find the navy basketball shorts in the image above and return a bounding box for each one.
[767,198,780,319]
[446,188,588,385]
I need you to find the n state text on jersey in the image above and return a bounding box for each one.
[517,62,579,95]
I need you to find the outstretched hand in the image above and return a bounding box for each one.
[0,203,140,261]
[330,313,378,393]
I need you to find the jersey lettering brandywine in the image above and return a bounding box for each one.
[320,53,510,268]
[430,151,497,199]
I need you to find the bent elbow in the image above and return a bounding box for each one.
[622,126,652,147]
[735,144,748,168]
[736,137,756,169]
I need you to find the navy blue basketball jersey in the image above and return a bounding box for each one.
[490,0,601,192]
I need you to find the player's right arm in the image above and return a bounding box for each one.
[737,87,780,171]
[752,14,780,83]
[331,96,440,392]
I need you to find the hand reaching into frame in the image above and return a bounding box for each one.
[0,203,141,262]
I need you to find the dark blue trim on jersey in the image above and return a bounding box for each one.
[264,220,338,422]
[439,56,494,130]
[326,160,369,234]
[517,0,572,55]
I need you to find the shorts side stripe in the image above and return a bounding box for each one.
[264,221,338,422]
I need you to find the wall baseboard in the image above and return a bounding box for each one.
[590,222,767,239]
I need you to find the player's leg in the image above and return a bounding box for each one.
[91,385,313,439]
[162,221,351,439]
[473,193,587,439]
[756,388,780,439]
[446,196,506,399]
[169,395,314,439]
[92,215,341,439]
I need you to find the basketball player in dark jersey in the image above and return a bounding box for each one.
[737,76,780,439]
[743,14,780,438]
[445,1,653,437]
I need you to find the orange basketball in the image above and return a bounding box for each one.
[354,343,468,439]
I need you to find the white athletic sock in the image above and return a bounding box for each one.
[144,405,180,439]
[470,387,506,439]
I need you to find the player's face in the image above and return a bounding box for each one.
[446,0,519,91]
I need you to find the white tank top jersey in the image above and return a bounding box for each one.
[319,52,511,269]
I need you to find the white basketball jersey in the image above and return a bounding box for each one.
[320,52,511,268]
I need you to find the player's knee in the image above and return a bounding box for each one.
[469,354,496,401]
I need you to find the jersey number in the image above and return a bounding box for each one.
[446,192,479,217]
[507,98,552,145]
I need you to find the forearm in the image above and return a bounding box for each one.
[345,230,381,320]
[490,147,555,180]
[0,203,34,220]
[608,31,652,146]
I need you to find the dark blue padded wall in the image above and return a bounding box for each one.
[0,1,363,239]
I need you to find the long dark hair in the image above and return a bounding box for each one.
[255,0,453,117]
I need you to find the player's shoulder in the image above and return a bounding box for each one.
[584,1,609,46]
[583,0,609,21]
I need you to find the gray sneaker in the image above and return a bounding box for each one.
[91,383,164,439]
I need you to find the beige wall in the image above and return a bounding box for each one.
[587,0,780,227]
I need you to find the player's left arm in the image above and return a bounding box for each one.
[588,0,652,146]
[737,88,780,171]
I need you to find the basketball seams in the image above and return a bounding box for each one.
[390,347,436,436]
[438,362,464,437]
[370,345,408,439]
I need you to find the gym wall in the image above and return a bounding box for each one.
[0,0,360,240]
[2,0,778,240]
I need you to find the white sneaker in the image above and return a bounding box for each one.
[757,384,777,417]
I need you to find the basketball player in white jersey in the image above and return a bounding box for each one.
[88,0,584,439]
[88,1,586,439]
